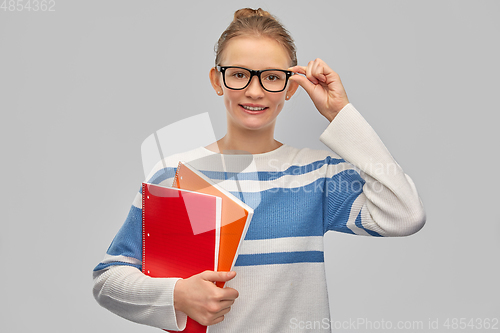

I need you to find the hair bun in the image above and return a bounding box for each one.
[215,7,297,67]
[233,8,272,22]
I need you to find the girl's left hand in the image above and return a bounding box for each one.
[289,58,349,122]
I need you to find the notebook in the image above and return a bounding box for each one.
[172,161,253,288]
[141,182,221,333]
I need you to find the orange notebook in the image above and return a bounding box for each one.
[141,183,221,333]
[172,161,253,288]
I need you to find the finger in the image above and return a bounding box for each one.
[219,287,239,301]
[289,65,318,84]
[217,299,235,311]
[311,60,327,83]
[205,305,232,326]
[210,314,225,326]
[288,73,316,96]
[214,306,232,317]
[316,59,339,84]
[288,65,306,74]
[202,270,236,282]
[305,60,319,84]
[311,58,331,83]
[206,299,233,315]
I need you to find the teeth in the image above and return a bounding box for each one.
[242,105,266,111]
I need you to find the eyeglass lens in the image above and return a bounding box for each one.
[224,68,288,92]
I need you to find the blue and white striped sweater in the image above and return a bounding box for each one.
[94,152,379,271]
[92,104,425,332]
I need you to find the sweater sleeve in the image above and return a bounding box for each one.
[320,103,426,237]
[92,181,188,330]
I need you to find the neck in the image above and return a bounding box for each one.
[206,124,282,155]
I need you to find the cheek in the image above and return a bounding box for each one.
[223,91,242,109]
[223,98,235,116]
[270,94,286,109]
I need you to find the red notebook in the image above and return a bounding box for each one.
[141,183,221,333]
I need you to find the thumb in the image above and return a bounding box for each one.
[289,73,316,97]
[202,270,237,282]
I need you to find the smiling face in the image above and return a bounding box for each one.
[210,36,298,134]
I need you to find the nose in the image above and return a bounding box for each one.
[245,75,265,98]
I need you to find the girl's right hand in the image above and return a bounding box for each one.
[173,270,239,326]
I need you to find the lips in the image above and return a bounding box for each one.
[239,104,268,114]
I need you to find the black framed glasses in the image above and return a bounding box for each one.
[216,66,293,93]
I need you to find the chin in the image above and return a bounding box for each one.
[239,117,276,131]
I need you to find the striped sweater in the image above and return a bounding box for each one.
[92,103,426,332]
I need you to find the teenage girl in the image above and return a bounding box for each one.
[93,8,425,332]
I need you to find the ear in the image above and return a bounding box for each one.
[209,67,223,95]
[285,78,299,100]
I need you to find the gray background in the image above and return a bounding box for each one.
[1,0,499,332]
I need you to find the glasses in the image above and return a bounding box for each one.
[216,66,293,93]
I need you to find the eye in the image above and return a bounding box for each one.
[263,71,285,81]
[231,72,248,79]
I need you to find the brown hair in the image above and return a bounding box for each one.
[214,8,297,67]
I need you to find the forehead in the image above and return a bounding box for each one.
[221,36,291,69]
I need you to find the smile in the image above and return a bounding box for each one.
[241,105,267,111]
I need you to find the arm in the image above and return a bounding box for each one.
[320,103,425,236]
[92,193,188,330]
[93,265,186,329]
[289,59,425,236]
[93,177,239,329]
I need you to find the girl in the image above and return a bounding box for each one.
[93,8,425,332]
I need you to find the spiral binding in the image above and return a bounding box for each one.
[141,183,147,274]
[172,161,183,187]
